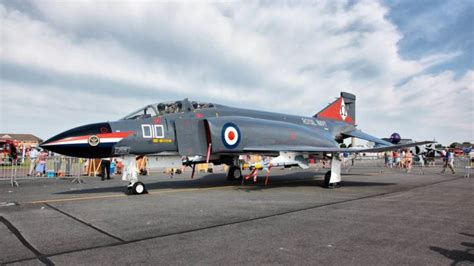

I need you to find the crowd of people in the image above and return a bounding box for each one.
[383,148,464,174]
[383,150,415,172]
[25,146,125,178]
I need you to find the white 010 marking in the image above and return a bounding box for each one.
[141,124,164,139]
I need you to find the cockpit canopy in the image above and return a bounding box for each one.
[121,105,157,120]
[121,99,216,120]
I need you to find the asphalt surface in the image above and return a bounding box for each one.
[1,164,473,265]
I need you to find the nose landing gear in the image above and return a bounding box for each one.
[128,181,147,195]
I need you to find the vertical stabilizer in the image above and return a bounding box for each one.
[314,92,356,124]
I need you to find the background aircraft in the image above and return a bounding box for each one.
[41,92,433,194]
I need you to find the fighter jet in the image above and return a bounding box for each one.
[41,92,433,194]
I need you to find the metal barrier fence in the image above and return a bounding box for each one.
[0,156,86,186]
[454,155,473,168]
[348,156,473,175]
[350,155,472,168]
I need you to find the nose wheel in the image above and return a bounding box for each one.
[128,182,147,195]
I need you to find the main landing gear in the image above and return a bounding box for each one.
[323,154,342,189]
[227,165,242,181]
[324,171,341,189]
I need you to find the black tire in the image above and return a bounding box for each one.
[132,182,147,195]
[227,166,242,181]
[324,171,331,188]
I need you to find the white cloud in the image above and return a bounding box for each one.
[358,70,474,143]
[397,71,473,129]
[418,52,462,68]
[0,0,472,144]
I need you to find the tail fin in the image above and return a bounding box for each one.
[314,92,356,124]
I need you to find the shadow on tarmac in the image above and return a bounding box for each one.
[235,180,396,192]
[430,233,474,265]
[55,174,229,195]
[54,172,396,195]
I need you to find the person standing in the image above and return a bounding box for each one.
[100,158,111,180]
[393,151,400,168]
[418,153,425,168]
[405,150,413,173]
[469,149,474,167]
[115,159,123,175]
[110,159,116,175]
[36,150,48,176]
[441,149,455,174]
[387,151,393,168]
[400,150,406,168]
[28,147,39,176]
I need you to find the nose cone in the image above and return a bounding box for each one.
[41,122,116,158]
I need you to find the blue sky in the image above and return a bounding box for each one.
[0,0,472,146]
[384,0,473,77]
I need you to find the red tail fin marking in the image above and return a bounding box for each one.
[318,97,354,123]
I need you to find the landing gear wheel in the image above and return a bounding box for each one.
[324,171,331,188]
[128,182,147,195]
[227,166,242,181]
[323,171,341,189]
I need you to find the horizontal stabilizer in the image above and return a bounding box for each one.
[342,130,393,146]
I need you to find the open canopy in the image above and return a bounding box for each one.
[121,99,217,120]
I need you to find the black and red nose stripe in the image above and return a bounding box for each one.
[40,123,132,158]
[43,123,112,144]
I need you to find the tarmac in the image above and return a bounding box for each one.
[1,164,473,265]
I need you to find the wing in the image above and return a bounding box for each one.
[244,141,435,154]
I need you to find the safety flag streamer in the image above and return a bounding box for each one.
[264,164,273,186]
[206,143,212,164]
[244,168,259,182]
[244,161,273,184]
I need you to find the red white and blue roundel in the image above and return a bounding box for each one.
[221,123,241,149]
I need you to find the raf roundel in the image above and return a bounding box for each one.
[221,123,241,149]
